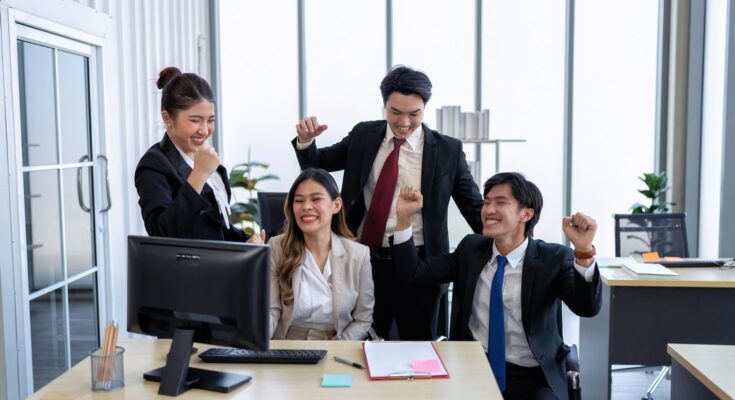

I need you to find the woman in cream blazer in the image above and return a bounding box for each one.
[269,168,374,340]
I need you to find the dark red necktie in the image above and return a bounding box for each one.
[360,138,406,248]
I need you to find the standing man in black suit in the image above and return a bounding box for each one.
[291,66,483,340]
[391,172,601,400]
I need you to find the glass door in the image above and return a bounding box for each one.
[14,25,109,391]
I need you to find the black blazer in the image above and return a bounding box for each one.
[292,120,483,255]
[134,134,249,242]
[391,235,602,400]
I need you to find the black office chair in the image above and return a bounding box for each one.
[614,213,689,258]
[613,213,688,399]
[556,307,581,400]
[257,192,288,240]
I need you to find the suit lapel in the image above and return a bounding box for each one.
[161,134,193,182]
[420,125,437,202]
[329,233,346,332]
[521,239,540,329]
[358,123,387,191]
[217,165,231,199]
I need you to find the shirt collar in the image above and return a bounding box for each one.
[385,123,423,151]
[304,247,332,280]
[491,237,529,269]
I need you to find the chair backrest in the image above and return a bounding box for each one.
[257,192,288,239]
[613,213,689,257]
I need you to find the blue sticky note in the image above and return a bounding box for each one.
[321,374,352,388]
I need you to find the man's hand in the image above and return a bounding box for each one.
[247,230,266,244]
[295,116,328,143]
[395,186,423,230]
[562,212,597,254]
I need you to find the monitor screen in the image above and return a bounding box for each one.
[127,235,270,351]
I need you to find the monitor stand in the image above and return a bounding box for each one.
[142,329,251,396]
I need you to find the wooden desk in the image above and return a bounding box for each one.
[580,267,735,400]
[668,344,735,400]
[30,339,500,399]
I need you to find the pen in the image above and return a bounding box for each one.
[333,356,364,369]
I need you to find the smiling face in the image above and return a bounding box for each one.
[162,100,215,158]
[481,183,534,245]
[384,92,425,139]
[292,179,342,237]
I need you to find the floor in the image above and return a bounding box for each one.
[612,367,671,400]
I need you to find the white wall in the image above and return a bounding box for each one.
[87,0,212,333]
[219,1,300,195]
[699,0,727,258]
[0,1,212,396]
[572,1,659,256]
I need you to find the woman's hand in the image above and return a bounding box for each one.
[187,146,220,193]
[247,230,266,244]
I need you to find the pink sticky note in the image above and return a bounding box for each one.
[411,359,443,374]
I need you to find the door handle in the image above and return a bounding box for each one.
[77,155,91,212]
[98,155,112,212]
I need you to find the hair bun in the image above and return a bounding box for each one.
[156,66,182,89]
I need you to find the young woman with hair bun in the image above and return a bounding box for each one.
[134,67,264,243]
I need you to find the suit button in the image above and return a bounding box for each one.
[198,210,206,215]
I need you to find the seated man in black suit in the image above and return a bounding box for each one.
[391,172,601,400]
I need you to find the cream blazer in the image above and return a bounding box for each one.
[269,232,374,340]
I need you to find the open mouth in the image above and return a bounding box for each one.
[484,217,501,226]
[191,136,207,146]
[300,215,318,223]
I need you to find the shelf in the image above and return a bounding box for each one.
[461,138,526,144]
[464,139,527,188]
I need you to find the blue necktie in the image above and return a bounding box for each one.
[488,255,507,391]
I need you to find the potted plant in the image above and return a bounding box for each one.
[228,151,279,235]
[622,172,683,256]
[630,172,675,214]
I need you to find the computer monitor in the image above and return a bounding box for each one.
[257,192,287,239]
[127,235,270,395]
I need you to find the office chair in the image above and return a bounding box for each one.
[556,307,581,400]
[613,212,688,400]
[614,213,689,258]
[257,192,288,239]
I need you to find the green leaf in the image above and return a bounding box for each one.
[247,161,270,168]
[254,174,280,183]
[227,151,280,227]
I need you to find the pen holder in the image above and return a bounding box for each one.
[90,346,125,392]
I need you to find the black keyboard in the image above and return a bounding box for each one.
[198,348,327,364]
[647,260,726,268]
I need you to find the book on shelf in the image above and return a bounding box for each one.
[621,262,679,279]
[436,106,490,140]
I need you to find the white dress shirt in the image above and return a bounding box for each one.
[297,124,425,247]
[291,249,334,331]
[393,228,597,367]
